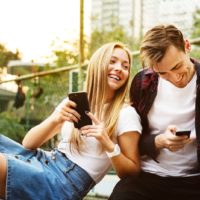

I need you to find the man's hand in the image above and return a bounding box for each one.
[155,125,191,152]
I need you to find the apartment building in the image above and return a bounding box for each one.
[91,0,200,39]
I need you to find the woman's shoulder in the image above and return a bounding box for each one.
[116,104,142,136]
[121,104,137,113]
[119,104,140,119]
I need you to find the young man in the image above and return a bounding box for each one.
[109,24,200,200]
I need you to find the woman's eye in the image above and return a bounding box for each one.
[122,64,129,70]
[123,65,129,69]
[110,60,115,64]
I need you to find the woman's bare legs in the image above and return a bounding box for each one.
[0,153,6,198]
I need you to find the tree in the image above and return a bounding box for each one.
[0,111,26,143]
[192,8,200,38]
[51,39,79,67]
[191,8,200,60]
[89,25,135,56]
[0,43,21,67]
[53,49,79,67]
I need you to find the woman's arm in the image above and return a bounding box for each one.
[22,98,80,150]
[110,131,140,178]
[22,114,61,150]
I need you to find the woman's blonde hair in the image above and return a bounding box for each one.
[70,42,132,152]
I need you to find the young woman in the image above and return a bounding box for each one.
[0,42,142,200]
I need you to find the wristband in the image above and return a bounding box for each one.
[106,144,121,158]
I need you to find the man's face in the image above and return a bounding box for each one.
[153,45,195,88]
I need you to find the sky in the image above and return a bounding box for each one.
[0,0,91,62]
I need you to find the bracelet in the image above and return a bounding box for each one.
[106,144,121,158]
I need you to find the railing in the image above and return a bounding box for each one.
[1,36,200,85]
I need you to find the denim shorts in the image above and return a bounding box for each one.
[0,134,95,200]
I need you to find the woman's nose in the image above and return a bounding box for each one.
[114,62,122,70]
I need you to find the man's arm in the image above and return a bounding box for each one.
[139,133,160,161]
[130,70,159,160]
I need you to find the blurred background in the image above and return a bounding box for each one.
[0,0,200,199]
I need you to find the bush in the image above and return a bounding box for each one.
[0,111,26,143]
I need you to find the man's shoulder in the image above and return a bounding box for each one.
[193,59,200,77]
[132,68,158,87]
[134,68,156,79]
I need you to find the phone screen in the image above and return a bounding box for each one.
[176,130,191,137]
[68,92,92,129]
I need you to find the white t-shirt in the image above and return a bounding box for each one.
[57,104,142,183]
[142,73,200,177]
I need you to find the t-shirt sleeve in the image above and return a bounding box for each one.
[116,105,142,136]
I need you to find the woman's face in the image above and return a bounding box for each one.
[107,47,130,99]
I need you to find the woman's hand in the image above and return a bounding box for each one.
[52,98,81,125]
[155,125,191,152]
[80,112,115,152]
[81,112,141,178]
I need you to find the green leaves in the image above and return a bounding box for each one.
[0,112,25,143]
[0,43,21,67]
[192,9,200,38]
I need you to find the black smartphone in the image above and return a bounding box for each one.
[68,92,92,129]
[176,130,191,138]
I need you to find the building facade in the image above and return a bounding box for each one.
[91,0,200,39]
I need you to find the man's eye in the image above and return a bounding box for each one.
[158,72,166,75]
[172,66,181,71]
[171,63,183,71]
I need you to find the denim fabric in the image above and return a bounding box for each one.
[0,134,95,200]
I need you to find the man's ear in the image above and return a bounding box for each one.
[185,39,191,52]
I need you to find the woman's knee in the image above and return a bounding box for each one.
[0,153,7,198]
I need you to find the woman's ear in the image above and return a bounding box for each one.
[185,39,191,52]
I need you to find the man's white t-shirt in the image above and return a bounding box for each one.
[142,73,200,177]
[58,104,142,183]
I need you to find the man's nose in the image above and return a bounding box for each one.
[168,72,182,82]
